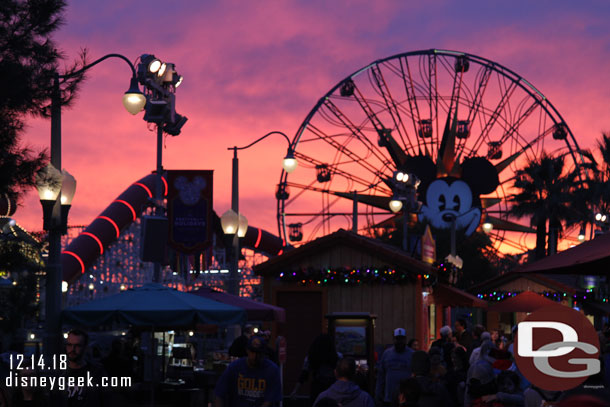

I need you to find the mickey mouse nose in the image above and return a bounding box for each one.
[443,213,456,222]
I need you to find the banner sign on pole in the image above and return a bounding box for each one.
[421,224,436,264]
[167,170,213,253]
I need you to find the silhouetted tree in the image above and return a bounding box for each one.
[509,153,583,259]
[0,0,86,203]
[0,0,86,348]
[584,133,610,230]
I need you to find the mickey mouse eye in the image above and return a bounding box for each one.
[453,195,461,212]
[439,194,446,211]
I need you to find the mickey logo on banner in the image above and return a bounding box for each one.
[167,170,214,254]
[175,176,207,205]
[402,155,499,236]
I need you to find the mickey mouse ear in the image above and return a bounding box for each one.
[193,176,207,188]
[404,155,436,186]
[461,157,499,195]
[174,176,187,189]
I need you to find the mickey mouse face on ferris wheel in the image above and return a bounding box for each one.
[403,156,500,236]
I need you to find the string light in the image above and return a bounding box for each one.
[275,267,426,286]
[475,290,606,303]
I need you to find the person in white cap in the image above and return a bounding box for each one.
[468,331,491,365]
[375,328,413,407]
[429,325,455,370]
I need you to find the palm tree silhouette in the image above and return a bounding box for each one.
[584,132,610,232]
[509,153,582,260]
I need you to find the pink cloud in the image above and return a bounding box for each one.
[14,1,610,255]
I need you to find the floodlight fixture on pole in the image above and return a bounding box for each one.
[135,53,188,283]
[394,171,410,183]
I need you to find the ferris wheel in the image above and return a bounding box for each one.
[276,49,587,254]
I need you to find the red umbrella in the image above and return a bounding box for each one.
[488,291,567,313]
[190,286,286,322]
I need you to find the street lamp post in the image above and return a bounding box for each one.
[388,172,421,253]
[37,53,146,360]
[221,131,297,295]
[445,211,495,279]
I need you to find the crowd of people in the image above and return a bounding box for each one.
[382,321,610,406]
[327,322,610,407]
[215,322,610,407]
[2,320,608,406]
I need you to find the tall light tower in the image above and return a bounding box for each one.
[136,55,188,282]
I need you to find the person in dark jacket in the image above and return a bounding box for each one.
[454,319,473,351]
[429,325,455,371]
[411,351,453,407]
[313,358,374,407]
[446,347,469,406]
[395,377,420,407]
[215,335,282,407]
[469,325,486,355]
[59,329,108,407]
[11,367,48,407]
[465,351,497,407]
[291,334,341,404]
[316,398,341,407]
[376,328,413,406]
[229,324,254,358]
[430,325,452,350]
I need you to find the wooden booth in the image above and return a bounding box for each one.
[254,229,439,394]
[469,271,610,332]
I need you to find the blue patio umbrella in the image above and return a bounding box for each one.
[61,283,246,327]
[190,286,286,322]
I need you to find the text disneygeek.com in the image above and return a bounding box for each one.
[5,372,132,391]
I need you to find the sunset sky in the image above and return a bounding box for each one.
[16,0,610,248]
